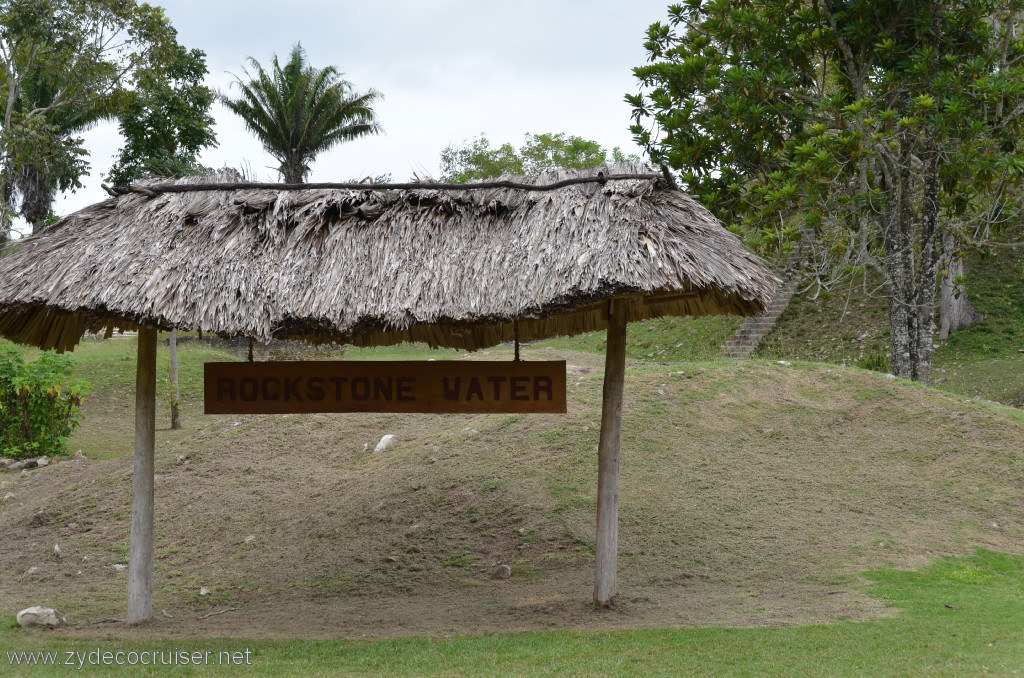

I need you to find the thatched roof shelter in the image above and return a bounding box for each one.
[0,165,782,620]
[0,166,778,352]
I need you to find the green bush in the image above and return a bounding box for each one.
[0,348,89,460]
[857,352,891,374]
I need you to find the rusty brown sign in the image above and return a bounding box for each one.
[203,361,567,414]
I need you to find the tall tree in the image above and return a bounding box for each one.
[221,43,382,184]
[439,134,523,182]
[630,0,1024,383]
[13,67,111,234]
[106,43,216,186]
[0,0,182,239]
[439,132,639,183]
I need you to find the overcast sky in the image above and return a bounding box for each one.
[47,0,669,224]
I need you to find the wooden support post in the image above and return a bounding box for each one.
[127,325,157,623]
[169,329,181,429]
[595,298,626,607]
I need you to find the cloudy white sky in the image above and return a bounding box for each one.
[50,0,670,222]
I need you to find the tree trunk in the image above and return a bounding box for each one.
[0,178,12,249]
[883,159,917,381]
[0,182,11,250]
[19,165,52,235]
[939,234,983,339]
[282,156,304,184]
[883,145,943,385]
[169,329,181,430]
[913,146,942,386]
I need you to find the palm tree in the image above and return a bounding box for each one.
[14,68,113,234]
[222,43,382,183]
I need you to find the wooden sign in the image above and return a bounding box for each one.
[204,361,566,414]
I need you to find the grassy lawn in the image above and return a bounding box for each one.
[1,548,1021,676]
[756,245,1024,407]
[540,314,742,363]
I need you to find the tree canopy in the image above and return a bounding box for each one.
[0,0,188,236]
[221,43,382,184]
[439,132,639,183]
[630,0,1024,382]
[106,42,217,185]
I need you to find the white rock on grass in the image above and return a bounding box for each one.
[199,586,211,596]
[17,606,66,628]
[373,435,397,454]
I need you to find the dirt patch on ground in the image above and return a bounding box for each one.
[1,354,1022,638]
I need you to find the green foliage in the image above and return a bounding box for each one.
[0,348,88,460]
[439,135,523,182]
[439,132,639,183]
[857,352,890,374]
[520,133,607,174]
[630,0,1024,382]
[630,0,1024,236]
[0,0,186,234]
[221,42,382,184]
[106,42,217,184]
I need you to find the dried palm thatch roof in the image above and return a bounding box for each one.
[0,165,780,352]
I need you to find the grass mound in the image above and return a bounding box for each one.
[0,338,1021,640]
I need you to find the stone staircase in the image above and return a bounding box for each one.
[723,227,816,359]
[722,275,800,359]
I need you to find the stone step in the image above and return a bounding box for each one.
[722,270,803,359]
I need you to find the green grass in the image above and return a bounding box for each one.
[0,336,233,398]
[938,248,1024,361]
[1,548,1021,676]
[754,245,1024,407]
[343,344,464,361]
[539,315,742,362]
[930,247,1024,405]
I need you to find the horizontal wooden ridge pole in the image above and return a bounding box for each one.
[104,172,666,198]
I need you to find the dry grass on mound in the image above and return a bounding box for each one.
[1,344,1022,638]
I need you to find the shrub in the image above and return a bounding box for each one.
[857,352,891,374]
[0,349,89,460]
